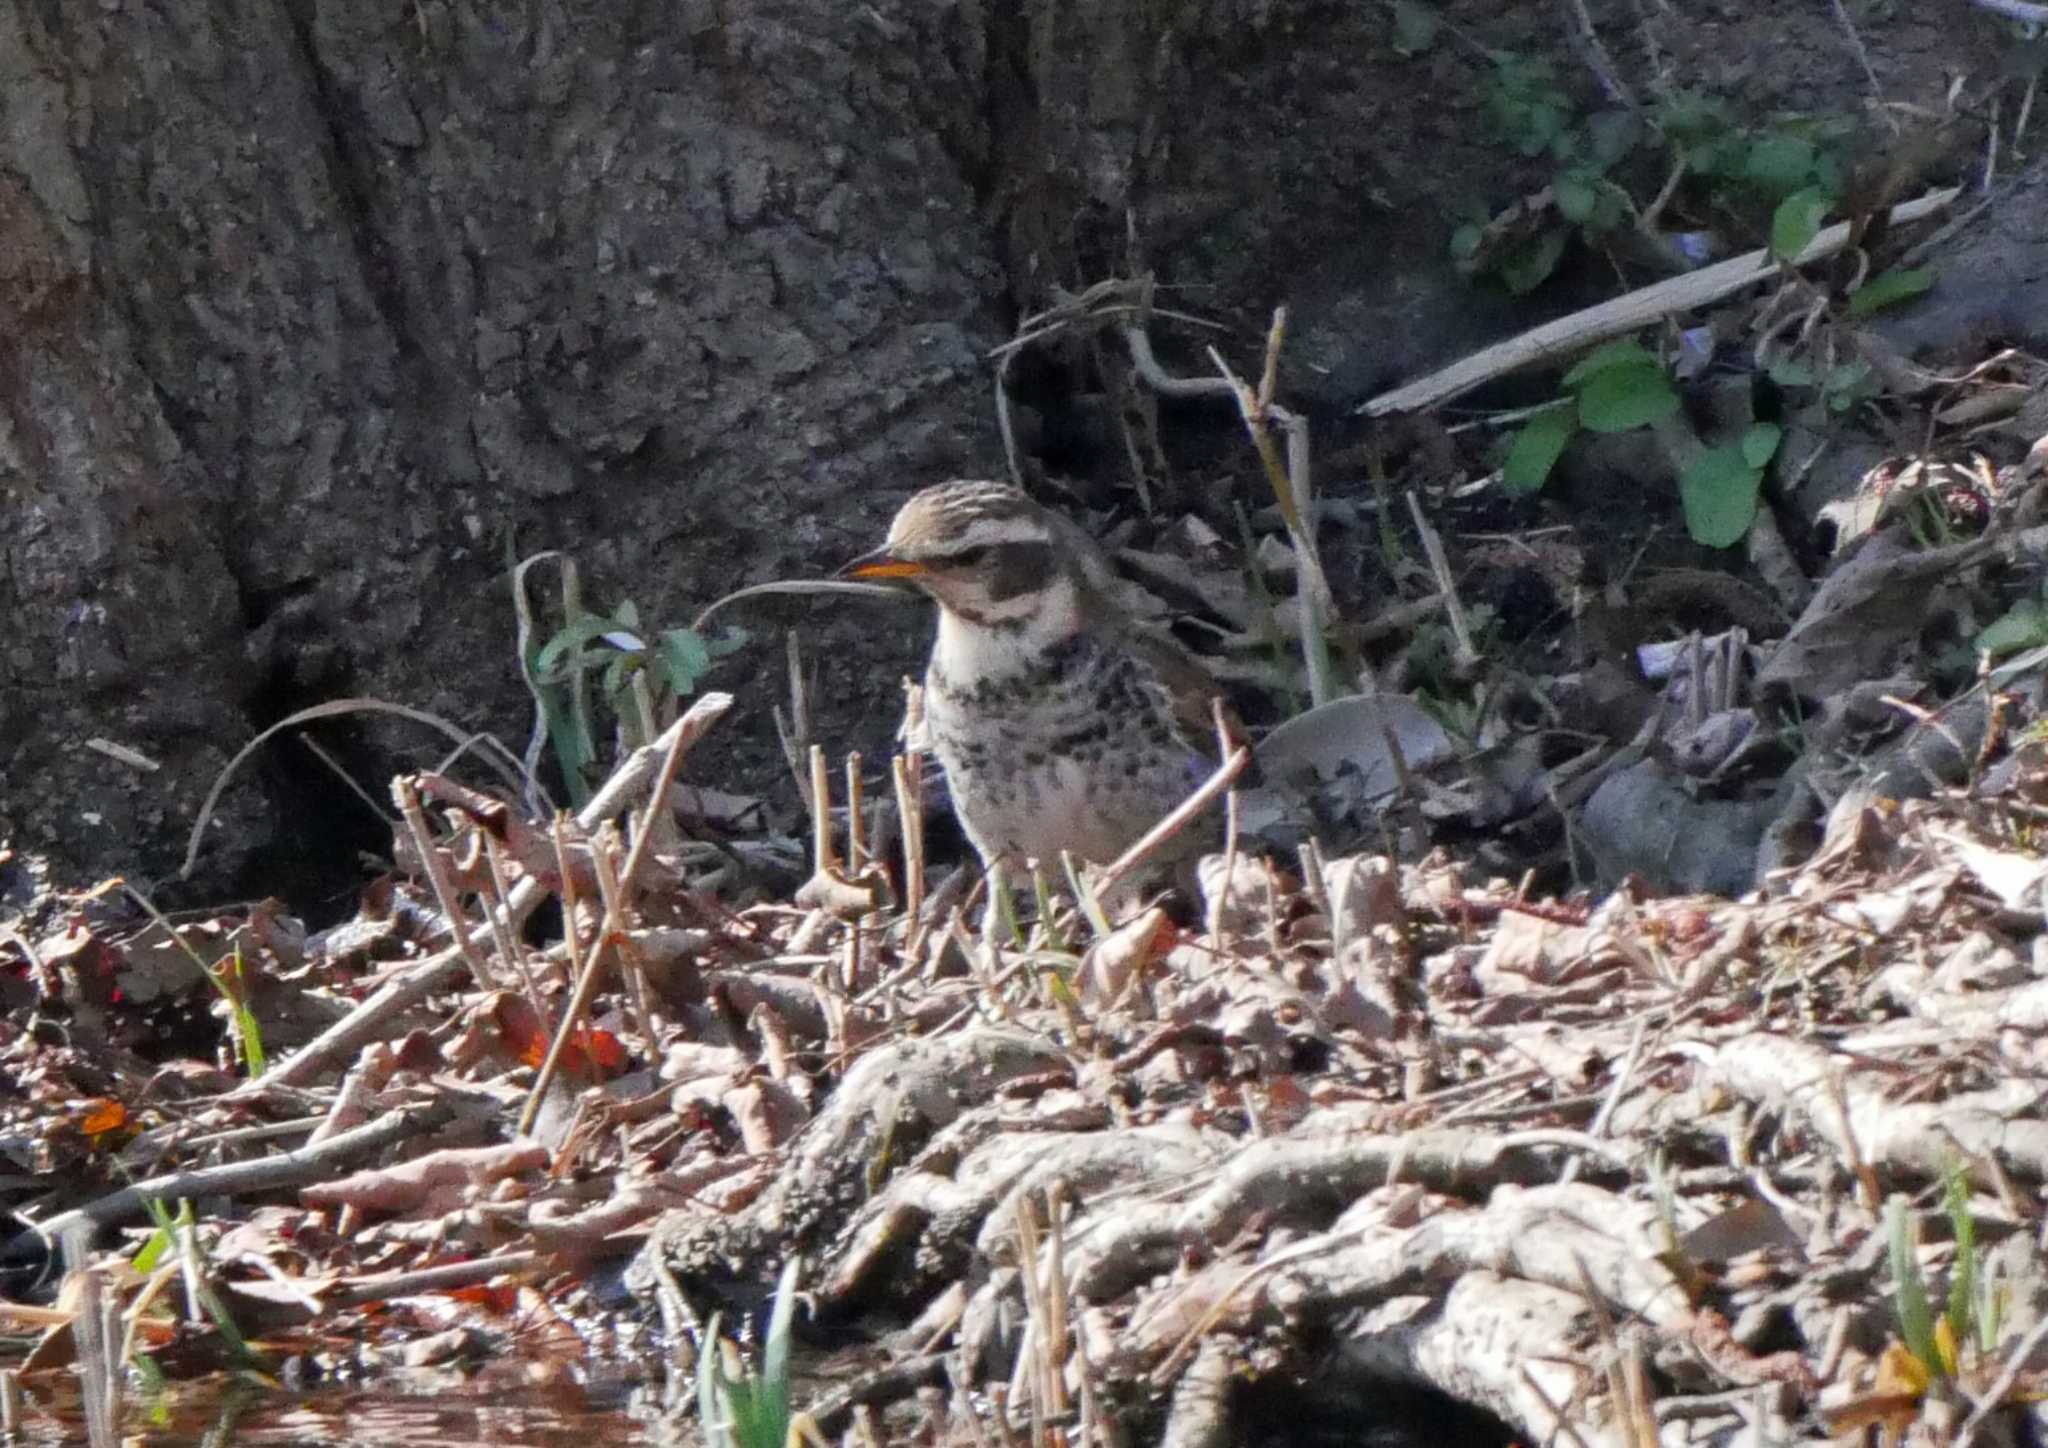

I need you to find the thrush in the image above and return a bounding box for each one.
[841,480,1238,890]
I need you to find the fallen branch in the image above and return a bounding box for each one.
[1359,186,1961,417]
[15,1099,456,1249]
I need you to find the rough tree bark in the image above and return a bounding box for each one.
[0,0,1388,901]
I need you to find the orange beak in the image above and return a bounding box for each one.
[838,549,929,582]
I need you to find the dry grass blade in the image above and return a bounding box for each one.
[182,697,533,879]
[691,578,912,634]
[393,775,498,993]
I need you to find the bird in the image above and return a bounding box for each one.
[839,480,1241,899]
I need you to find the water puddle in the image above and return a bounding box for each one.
[8,1374,680,1447]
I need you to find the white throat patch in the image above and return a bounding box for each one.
[932,573,1082,679]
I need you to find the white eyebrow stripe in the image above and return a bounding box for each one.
[957,518,1045,547]
[903,515,1047,554]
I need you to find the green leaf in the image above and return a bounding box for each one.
[132,1225,174,1275]
[1584,179,1630,233]
[1746,135,1819,194]
[1585,109,1641,169]
[1449,223,1483,263]
[696,1314,726,1443]
[1770,187,1831,262]
[658,628,713,692]
[707,626,748,659]
[1977,598,2048,660]
[534,614,616,676]
[1679,444,1763,547]
[1846,266,1935,318]
[1562,338,1660,388]
[1766,357,1816,387]
[1825,359,1876,412]
[1576,363,1680,433]
[1656,88,1728,145]
[761,1258,801,1413]
[1555,169,1599,224]
[1689,133,1748,179]
[1391,1,1440,55]
[1945,1170,1978,1349]
[1502,406,1578,495]
[1741,421,1783,469]
[600,651,636,702]
[1498,227,1567,294]
[1889,1197,1939,1371]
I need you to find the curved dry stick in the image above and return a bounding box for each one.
[1090,743,1252,904]
[691,578,912,634]
[180,698,530,879]
[1965,0,2048,21]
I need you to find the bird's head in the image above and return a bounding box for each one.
[839,481,1074,630]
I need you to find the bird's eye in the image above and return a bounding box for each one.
[951,545,991,568]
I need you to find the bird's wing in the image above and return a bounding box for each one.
[1049,503,1257,776]
[1135,625,1258,767]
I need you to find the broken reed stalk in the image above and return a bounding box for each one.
[843,751,867,993]
[481,831,551,1035]
[844,751,866,872]
[524,692,735,1129]
[809,744,836,874]
[780,630,815,811]
[892,753,926,928]
[1403,489,1477,672]
[1210,697,1242,941]
[1090,740,1253,904]
[1007,1193,1065,1440]
[520,815,593,1137]
[1208,313,1336,707]
[614,686,725,902]
[393,775,499,992]
[589,822,660,1055]
[1123,306,1336,706]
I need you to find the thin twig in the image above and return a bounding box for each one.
[482,831,550,1030]
[1958,1308,2048,1440]
[21,1100,457,1243]
[520,814,595,1138]
[590,822,660,1054]
[1827,0,1883,100]
[1091,743,1252,903]
[1963,0,2048,22]
[1404,490,1476,670]
[393,776,498,992]
[1210,323,1336,705]
[183,698,532,878]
